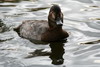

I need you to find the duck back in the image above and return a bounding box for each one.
[19,20,48,41]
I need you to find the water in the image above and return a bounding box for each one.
[0,0,100,67]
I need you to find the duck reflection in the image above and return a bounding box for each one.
[25,40,66,65]
[49,42,65,65]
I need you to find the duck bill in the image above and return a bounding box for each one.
[56,19,63,26]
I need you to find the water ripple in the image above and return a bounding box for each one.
[0,0,100,67]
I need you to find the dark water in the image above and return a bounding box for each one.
[0,0,100,67]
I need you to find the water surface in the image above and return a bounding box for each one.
[0,0,100,67]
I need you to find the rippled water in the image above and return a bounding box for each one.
[0,0,100,67]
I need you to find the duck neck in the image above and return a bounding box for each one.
[48,26,62,31]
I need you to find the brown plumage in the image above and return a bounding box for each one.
[14,5,69,42]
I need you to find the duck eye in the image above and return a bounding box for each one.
[51,13,55,19]
[60,13,63,18]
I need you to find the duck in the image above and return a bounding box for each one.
[14,5,69,42]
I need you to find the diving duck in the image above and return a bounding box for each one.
[14,5,69,42]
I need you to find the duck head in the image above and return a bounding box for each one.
[48,5,63,29]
